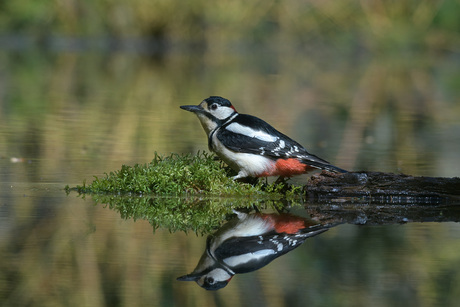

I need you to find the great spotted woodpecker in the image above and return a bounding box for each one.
[177,211,327,290]
[180,96,346,179]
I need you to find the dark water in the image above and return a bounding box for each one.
[1,42,460,306]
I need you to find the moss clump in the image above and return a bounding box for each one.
[68,152,301,198]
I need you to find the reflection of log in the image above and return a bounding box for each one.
[306,204,460,226]
[304,171,460,204]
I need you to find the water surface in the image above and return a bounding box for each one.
[1,42,459,306]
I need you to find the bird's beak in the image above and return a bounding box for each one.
[180,105,204,113]
[177,273,201,281]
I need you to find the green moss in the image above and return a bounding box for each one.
[68,151,300,199]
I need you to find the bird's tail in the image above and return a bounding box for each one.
[300,157,348,173]
[299,222,344,238]
[299,227,328,238]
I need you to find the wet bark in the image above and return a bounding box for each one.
[305,171,460,205]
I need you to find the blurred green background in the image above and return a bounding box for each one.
[1,0,459,176]
[1,1,460,306]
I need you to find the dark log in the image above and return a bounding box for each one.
[304,171,460,205]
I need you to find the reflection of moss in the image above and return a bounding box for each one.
[92,194,296,234]
[67,152,301,198]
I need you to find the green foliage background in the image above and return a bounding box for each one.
[1,0,459,52]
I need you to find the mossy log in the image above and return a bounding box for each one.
[304,171,460,204]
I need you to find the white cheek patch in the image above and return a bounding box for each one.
[226,123,278,142]
[213,107,236,120]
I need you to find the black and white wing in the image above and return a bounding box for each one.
[217,114,332,166]
[213,227,327,274]
[213,232,304,274]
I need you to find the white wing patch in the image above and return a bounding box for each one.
[223,250,276,267]
[226,123,279,143]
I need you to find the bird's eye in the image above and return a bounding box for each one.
[206,277,215,284]
[210,104,218,111]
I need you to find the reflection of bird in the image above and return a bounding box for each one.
[177,211,327,290]
[181,96,346,180]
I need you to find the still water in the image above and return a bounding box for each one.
[1,44,460,306]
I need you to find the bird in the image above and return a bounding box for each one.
[177,211,328,290]
[180,96,347,180]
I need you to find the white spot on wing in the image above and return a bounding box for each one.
[226,123,278,142]
[279,140,285,148]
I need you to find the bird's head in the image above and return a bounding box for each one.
[180,96,237,135]
[177,267,234,290]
